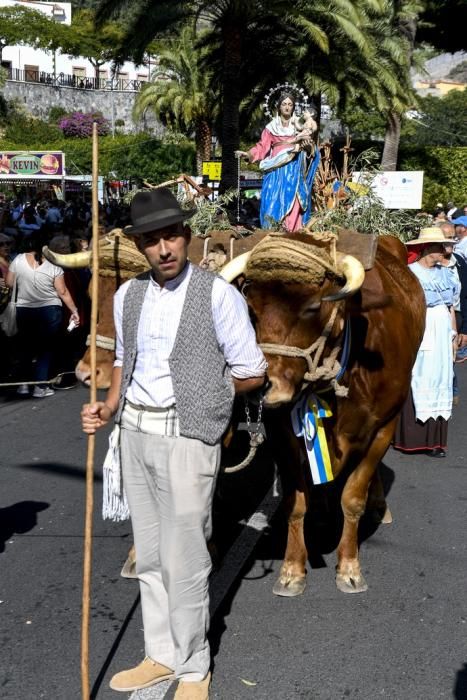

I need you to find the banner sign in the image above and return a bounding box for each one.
[202,160,222,181]
[0,152,65,177]
[352,171,424,209]
[240,178,263,189]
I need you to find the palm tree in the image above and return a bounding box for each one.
[94,0,419,186]
[133,26,218,174]
[380,0,423,170]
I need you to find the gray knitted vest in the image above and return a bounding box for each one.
[115,265,234,445]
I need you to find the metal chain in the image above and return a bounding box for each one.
[243,395,265,446]
[244,396,251,428]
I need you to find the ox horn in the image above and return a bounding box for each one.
[220,252,251,282]
[322,253,365,301]
[42,246,92,269]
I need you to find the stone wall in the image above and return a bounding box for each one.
[3,80,162,135]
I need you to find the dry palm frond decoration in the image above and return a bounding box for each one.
[309,144,431,241]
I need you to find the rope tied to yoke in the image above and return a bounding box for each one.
[245,231,339,285]
[246,232,349,397]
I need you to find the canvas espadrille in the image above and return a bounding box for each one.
[109,657,174,692]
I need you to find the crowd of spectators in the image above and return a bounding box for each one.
[394,201,467,457]
[0,193,466,414]
[0,195,130,397]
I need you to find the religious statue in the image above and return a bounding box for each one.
[235,83,320,232]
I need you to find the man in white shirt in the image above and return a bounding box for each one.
[81,188,267,699]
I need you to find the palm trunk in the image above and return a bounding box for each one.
[381,13,417,172]
[195,119,212,176]
[219,24,242,193]
[381,110,401,171]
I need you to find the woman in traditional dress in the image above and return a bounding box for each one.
[394,227,460,457]
[235,89,320,231]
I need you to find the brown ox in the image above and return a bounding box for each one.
[221,232,425,596]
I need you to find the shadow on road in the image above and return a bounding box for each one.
[454,663,467,699]
[15,460,103,482]
[0,500,49,553]
[90,593,141,700]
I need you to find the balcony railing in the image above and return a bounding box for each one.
[7,68,145,92]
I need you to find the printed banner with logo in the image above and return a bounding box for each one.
[0,152,65,178]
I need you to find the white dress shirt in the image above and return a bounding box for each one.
[114,262,267,407]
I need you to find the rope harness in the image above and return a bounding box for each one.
[85,334,115,351]
[260,306,349,398]
[247,232,349,398]
[224,396,265,474]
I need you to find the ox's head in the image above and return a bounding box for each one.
[221,232,364,407]
[43,230,148,389]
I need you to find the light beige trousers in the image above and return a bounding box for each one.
[120,403,221,681]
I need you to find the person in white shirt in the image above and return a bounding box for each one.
[81,188,267,699]
[6,231,79,397]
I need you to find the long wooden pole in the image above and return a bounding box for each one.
[81,121,100,700]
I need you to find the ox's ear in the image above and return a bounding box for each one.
[322,254,365,302]
[220,252,251,282]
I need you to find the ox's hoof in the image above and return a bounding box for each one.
[272,575,306,597]
[335,572,368,594]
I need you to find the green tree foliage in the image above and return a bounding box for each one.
[133,26,217,175]
[0,126,195,182]
[0,6,71,61]
[1,109,62,145]
[405,89,467,147]
[400,146,467,211]
[337,106,387,141]
[65,9,125,77]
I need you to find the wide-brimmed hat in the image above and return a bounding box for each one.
[0,233,13,244]
[124,188,196,237]
[406,227,453,246]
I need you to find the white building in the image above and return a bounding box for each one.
[0,0,150,90]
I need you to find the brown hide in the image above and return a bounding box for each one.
[246,233,426,595]
[75,276,122,388]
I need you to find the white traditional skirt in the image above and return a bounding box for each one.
[411,304,453,422]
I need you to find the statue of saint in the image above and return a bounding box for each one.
[236,86,320,231]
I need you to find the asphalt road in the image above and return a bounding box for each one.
[1,373,467,700]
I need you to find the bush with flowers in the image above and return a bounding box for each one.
[58,111,110,137]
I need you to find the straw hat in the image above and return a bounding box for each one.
[406,227,453,246]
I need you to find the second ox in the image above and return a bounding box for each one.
[44,230,149,389]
